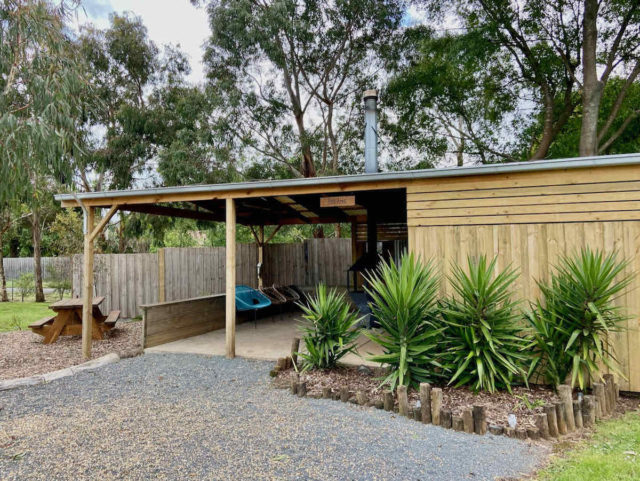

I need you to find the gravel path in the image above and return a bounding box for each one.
[0,353,544,480]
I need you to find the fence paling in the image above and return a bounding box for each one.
[2,256,72,281]
[71,239,352,319]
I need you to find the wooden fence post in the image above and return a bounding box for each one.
[157,248,166,303]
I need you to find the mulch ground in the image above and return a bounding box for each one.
[273,365,640,430]
[0,321,143,381]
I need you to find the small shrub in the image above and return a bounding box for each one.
[46,263,71,300]
[365,252,445,389]
[440,255,530,393]
[15,272,35,302]
[526,248,633,389]
[296,284,362,371]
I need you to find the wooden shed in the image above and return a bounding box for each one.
[56,153,640,392]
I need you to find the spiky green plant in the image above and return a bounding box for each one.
[364,252,445,389]
[296,284,363,371]
[526,248,633,389]
[440,255,530,393]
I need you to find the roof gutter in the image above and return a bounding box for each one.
[55,153,640,203]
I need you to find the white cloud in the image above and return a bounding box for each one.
[77,0,210,84]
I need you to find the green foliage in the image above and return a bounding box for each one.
[384,27,517,165]
[296,284,362,371]
[536,411,640,481]
[515,394,545,411]
[0,1,89,204]
[526,248,633,390]
[202,0,402,176]
[48,209,83,256]
[364,252,445,389]
[46,262,71,300]
[15,272,35,302]
[440,256,530,393]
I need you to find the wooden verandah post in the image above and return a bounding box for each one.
[226,198,236,358]
[82,207,95,360]
[81,204,119,359]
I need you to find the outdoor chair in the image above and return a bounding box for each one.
[235,285,272,327]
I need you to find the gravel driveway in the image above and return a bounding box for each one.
[0,353,544,480]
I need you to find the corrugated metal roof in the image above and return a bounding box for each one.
[55,153,640,202]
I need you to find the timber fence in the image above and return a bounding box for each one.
[2,256,72,281]
[72,238,352,318]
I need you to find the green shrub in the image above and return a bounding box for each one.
[296,284,362,371]
[526,248,632,389]
[46,263,71,300]
[440,255,530,393]
[364,252,445,389]
[15,272,35,302]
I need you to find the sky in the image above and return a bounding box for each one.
[78,0,211,84]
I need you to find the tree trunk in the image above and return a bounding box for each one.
[295,113,316,178]
[457,116,464,166]
[530,90,556,160]
[118,213,126,253]
[0,232,7,302]
[31,208,45,302]
[579,0,602,157]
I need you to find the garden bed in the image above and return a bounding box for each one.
[272,365,639,433]
[0,320,143,381]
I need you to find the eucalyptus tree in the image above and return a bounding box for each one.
[419,0,640,159]
[1,0,89,301]
[384,27,519,165]
[198,0,403,178]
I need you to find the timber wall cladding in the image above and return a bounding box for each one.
[142,294,226,348]
[407,164,640,392]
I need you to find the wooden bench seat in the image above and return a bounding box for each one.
[28,316,56,329]
[103,310,120,328]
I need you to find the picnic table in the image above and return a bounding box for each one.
[28,297,120,344]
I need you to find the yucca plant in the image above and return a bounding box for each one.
[364,252,446,389]
[296,284,363,371]
[440,255,530,393]
[526,248,633,389]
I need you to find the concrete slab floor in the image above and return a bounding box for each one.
[145,311,383,366]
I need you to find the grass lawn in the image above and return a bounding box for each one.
[0,293,69,332]
[537,410,640,481]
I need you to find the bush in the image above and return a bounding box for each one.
[296,284,362,371]
[365,252,445,389]
[46,262,71,300]
[526,248,632,389]
[440,255,530,393]
[15,272,35,302]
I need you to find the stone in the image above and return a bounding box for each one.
[488,425,504,435]
[357,365,373,376]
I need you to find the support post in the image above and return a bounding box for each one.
[226,198,236,358]
[82,207,95,360]
[158,248,166,302]
[258,225,264,288]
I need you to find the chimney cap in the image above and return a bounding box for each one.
[363,89,378,100]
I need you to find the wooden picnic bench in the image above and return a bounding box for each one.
[28,296,120,344]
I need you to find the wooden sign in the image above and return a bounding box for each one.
[320,195,356,208]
